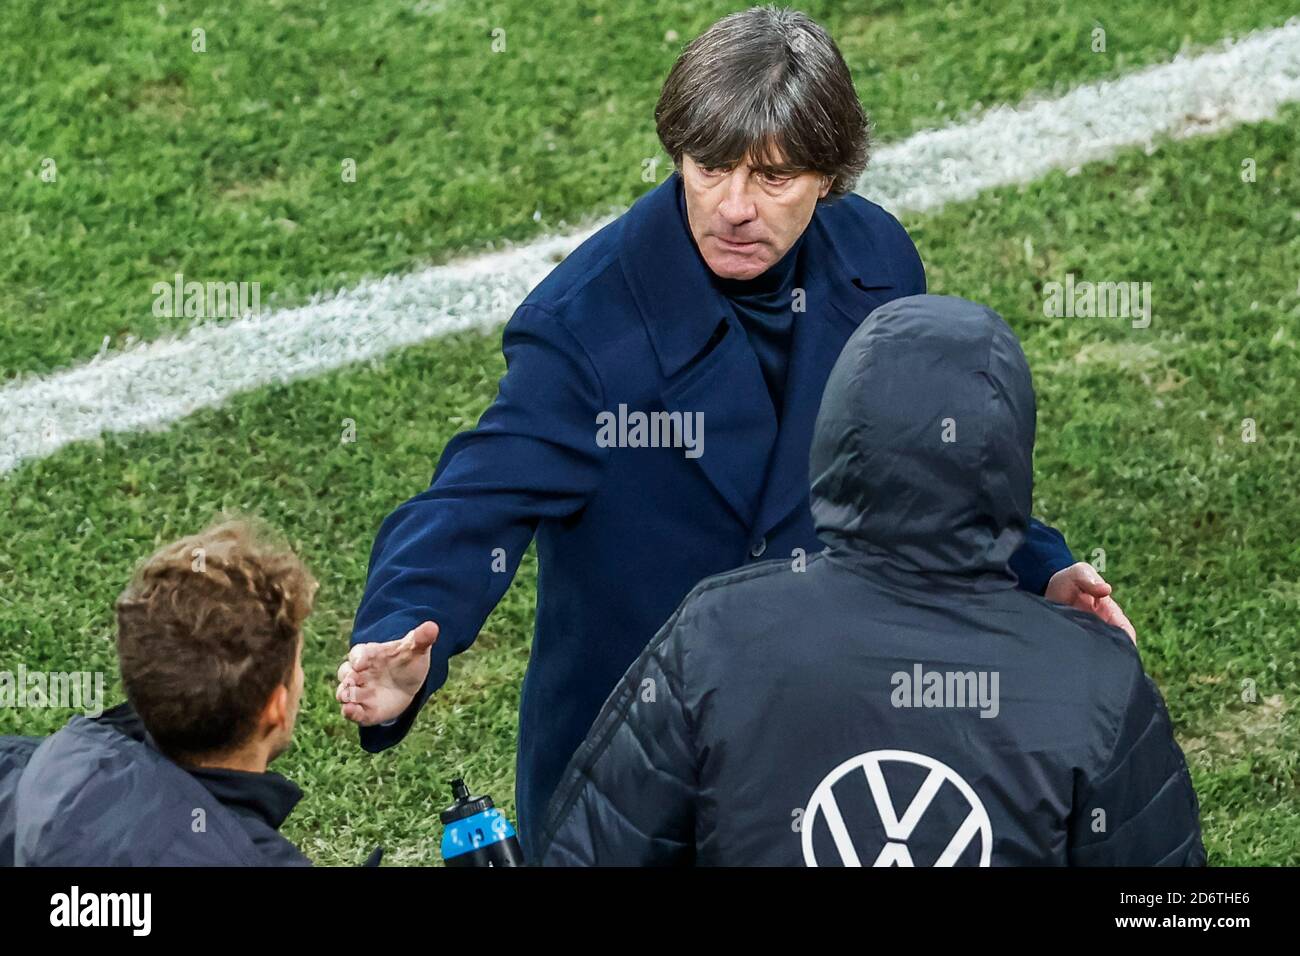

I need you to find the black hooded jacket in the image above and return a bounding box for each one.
[0,703,311,866]
[538,294,1205,866]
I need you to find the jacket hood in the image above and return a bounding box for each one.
[810,294,1035,585]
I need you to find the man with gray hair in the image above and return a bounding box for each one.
[337,6,1133,860]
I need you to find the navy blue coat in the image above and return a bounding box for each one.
[351,173,1074,858]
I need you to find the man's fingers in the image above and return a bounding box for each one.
[349,625,435,671]
[335,673,363,703]
[1098,595,1138,643]
[404,620,440,653]
[341,661,367,689]
[348,643,373,672]
[341,697,393,727]
[1076,563,1112,598]
[340,701,368,723]
[1049,564,1136,643]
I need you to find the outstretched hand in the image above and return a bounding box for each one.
[336,621,439,726]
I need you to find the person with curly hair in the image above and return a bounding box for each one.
[1,518,345,867]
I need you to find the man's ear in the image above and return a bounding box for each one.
[261,683,290,736]
[819,175,834,199]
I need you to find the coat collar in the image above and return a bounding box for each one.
[619,171,896,379]
[187,765,304,831]
[619,172,730,378]
[618,171,903,533]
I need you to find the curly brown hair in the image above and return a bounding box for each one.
[115,517,317,762]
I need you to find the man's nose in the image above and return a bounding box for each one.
[717,169,757,225]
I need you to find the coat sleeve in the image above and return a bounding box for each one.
[1010,518,1075,595]
[1068,659,1206,866]
[538,603,698,866]
[351,303,608,752]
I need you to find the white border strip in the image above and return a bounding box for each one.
[4,20,1299,474]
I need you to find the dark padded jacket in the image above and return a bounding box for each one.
[539,294,1205,867]
[0,704,310,866]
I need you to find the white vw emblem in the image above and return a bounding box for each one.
[802,749,992,867]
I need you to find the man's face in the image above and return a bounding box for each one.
[680,151,832,280]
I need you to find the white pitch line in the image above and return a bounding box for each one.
[860,18,1300,212]
[3,19,1299,475]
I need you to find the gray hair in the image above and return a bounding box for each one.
[655,6,869,200]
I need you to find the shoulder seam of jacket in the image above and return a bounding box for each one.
[526,238,623,314]
[509,300,611,471]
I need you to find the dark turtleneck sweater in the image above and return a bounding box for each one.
[677,179,806,421]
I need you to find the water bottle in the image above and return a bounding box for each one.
[440,778,525,867]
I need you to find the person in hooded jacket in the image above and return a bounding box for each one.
[0,519,322,867]
[538,294,1205,867]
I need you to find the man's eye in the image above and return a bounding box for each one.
[759,172,792,186]
[700,164,730,176]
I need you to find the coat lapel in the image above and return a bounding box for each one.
[750,210,902,537]
[661,318,776,527]
[620,173,776,527]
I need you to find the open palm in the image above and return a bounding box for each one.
[336,621,439,726]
